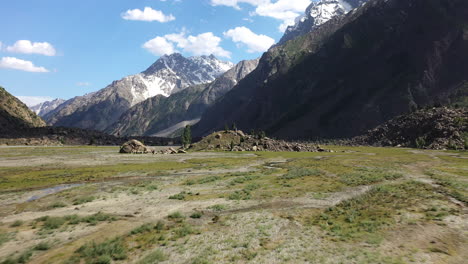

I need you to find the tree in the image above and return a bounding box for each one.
[231,123,237,131]
[224,123,229,132]
[181,125,192,148]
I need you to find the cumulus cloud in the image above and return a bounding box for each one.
[143,32,231,58]
[0,57,49,73]
[16,96,54,107]
[224,27,274,53]
[122,7,175,22]
[6,40,57,56]
[142,36,176,56]
[211,0,311,31]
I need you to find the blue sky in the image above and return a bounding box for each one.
[0,0,312,105]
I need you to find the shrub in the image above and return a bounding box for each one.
[168,212,184,220]
[190,212,203,219]
[10,220,23,227]
[169,192,186,200]
[415,137,426,149]
[34,241,51,251]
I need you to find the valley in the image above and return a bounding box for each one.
[0,146,466,263]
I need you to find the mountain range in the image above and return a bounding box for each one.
[43,54,233,131]
[10,0,466,143]
[194,0,468,139]
[30,98,65,117]
[106,58,259,137]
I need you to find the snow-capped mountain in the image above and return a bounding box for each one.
[279,0,368,45]
[30,98,65,117]
[44,54,233,131]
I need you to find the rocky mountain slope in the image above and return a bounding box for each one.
[194,0,468,140]
[106,59,259,137]
[30,98,65,117]
[0,86,46,134]
[44,54,233,131]
[279,0,368,45]
[353,107,467,150]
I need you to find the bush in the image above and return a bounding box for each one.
[415,137,426,149]
[190,212,203,219]
[10,220,23,227]
[75,238,127,262]
[34,241,51,251]
[168,212,184,220]
[169,192,186,200]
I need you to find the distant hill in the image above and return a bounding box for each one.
[0,86,46,134]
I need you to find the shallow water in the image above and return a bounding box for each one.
[27,183,83,202]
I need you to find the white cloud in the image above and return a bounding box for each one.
[142,36,176,56]
[211,0,268,10]
[0,57,49,73]
[224,26,274,53]
[0,41,3,50]
[16,96,54,107]
[6,40,57,56]
[143,32,231,58]
[122,7,175,22]
[211,0,311,31]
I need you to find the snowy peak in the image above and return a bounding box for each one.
[30,98,65,117]
[143,53,233,80]
[279,0,368,45]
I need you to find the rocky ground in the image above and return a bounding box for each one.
[352,107,468,150]
[0,145,466,263]
[190,130,329,152]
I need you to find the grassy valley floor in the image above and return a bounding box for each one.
[0,146,466,263]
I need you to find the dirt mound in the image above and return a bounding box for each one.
[354,107,467,150]
[191,130,328,152]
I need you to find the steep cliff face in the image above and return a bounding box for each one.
[106,59,259,137]
[44,54,233,131]
[194,0,468,139]
[0,86,46,134]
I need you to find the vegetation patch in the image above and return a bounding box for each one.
[312,181,442,241]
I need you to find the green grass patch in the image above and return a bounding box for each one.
[313,181,442,241]
[137,249,167,264]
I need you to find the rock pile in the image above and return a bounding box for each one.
[191,130,329,152]
[354,107,467,150]
[120,139,150,154]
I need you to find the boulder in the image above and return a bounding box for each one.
[120,139,148,154]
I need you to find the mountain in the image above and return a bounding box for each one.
[279,0,368,45]
[106,59,259,137]
[194,0,468,140]
[30,98,66,117]
[0,86,46,134]
[44,54,233,131]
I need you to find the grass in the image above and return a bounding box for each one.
[137,249,167,264]
[0,232,15,247]
[312,181,442,241]
[35,212,117,231]
[278,167,322,180]
[72,196,95,205]
[70,237,127,264]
